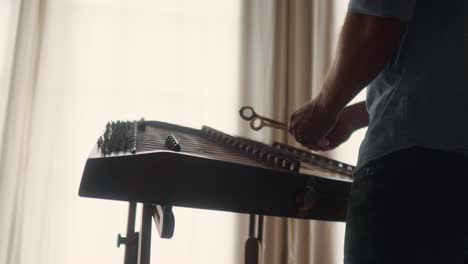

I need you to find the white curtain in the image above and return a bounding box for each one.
[0,0,21,144]
[0,1,44,262]
[1,1,368,263]
[0,1,246,263]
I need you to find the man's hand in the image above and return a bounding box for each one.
[319,113,354,151]
[288,94,341,150]
[288,11,403,150]
[289,101,369,151]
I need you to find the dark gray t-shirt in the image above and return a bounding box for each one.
[348,0,468,170]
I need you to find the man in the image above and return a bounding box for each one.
[289,1,468,263]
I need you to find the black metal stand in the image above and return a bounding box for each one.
[117,202,139,264]
[244,214,263,264]
[118,202,175,264]
[118,203,261,264]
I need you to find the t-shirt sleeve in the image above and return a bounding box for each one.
[348,0,417,21]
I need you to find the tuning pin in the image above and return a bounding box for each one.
[245,145,254,154]
[256,150,264,160]
[273,156,280,166]
[165,134,181,152]
[231,141,240,149]
[291,160,300,172]
[238,143,246,152]
[137,118,146,131]
[203,128,212,138]
[251,148,260,157]
[224,137,232,146]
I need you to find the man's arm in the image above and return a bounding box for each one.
[289,12,405,149]
[319,11,406,113]
[319,101,368,150]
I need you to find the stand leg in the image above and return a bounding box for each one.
[117,202,139,264]
[125,203,138,264]
[138,203,153,264]
[245,214,263,264]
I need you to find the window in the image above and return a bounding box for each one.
[16,1,243,263]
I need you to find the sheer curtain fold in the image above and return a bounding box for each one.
[240,0,344,263]
[0,1,47,263]
[2,0,348,263]
[2,1,246,263]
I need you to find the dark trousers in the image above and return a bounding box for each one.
[344,147,468,264]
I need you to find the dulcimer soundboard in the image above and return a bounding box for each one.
[79,120,354,222]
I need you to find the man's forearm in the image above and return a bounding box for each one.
[344,101,369,131]
[317,12,406,114]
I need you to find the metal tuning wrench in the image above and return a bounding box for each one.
[239,106,288,132]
